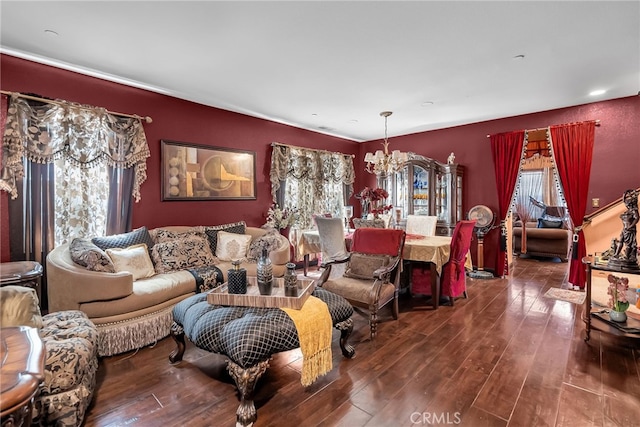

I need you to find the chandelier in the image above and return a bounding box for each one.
[364,111,408,176]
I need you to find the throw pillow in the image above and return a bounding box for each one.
[537,218,564,229]
[344,253,391,279]
[0,285,43,328]
[92,226,155,252]
[151,236,216,274]
[106,244,156,280]
[216,231,253,261]
[69,238,116,273]
[204,221,246,255]
[154,228,206,244]
[247,229,282,260]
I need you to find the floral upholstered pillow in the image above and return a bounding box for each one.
[69,238,116,273]
[344,253,391,279]
[106,244,156,280]
[151,236,216,274]
[153,228,206,244]
[247,229,282,261]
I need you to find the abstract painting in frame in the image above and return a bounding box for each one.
[161,140,256,201]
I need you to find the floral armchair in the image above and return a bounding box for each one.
[0,285,99,426]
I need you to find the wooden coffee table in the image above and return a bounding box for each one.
[0,326,45,426]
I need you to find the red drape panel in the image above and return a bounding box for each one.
[550,121,595,288]
[491,131,525,277]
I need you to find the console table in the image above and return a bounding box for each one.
[582,256,640,346]
[0,326,45,426]
[0,261,44,306]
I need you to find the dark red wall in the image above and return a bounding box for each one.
[360,96,640,272]
[2,54,639,271]
[0,54,359,262]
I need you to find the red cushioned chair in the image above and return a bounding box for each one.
[317,228,406,339]
[440,220,476,305]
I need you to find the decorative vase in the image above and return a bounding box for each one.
[227,260,247,294]
[280,226,290,240]
[609,310,627,323]
[284,262,298,297]
[256,248,273,296]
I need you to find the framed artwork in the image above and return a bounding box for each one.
[161,140,256,201]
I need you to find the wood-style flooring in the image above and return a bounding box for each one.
[83,258,640,427]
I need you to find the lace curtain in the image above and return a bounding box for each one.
[1,95,150,246]
[270,143,355,230]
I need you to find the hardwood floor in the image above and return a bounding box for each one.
[83,258,640,427]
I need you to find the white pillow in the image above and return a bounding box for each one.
[106,243,155,280]
[216,231,252,261]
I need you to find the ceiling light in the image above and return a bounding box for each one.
[364,111,408,176]
[589,89,606,96]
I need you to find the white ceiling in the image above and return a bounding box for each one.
[1,1,638,142]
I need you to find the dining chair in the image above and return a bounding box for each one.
[406,214,437,236]
[440,219,476,305]
[315,216,349,278]
[366,213,393,228]
[317,227,406,339]
[352,218,385,229]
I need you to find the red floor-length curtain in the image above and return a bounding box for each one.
[491,130,525,277]
[550,121,595,288]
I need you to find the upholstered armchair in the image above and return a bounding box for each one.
[317,228,406,339]
[352,218,386,229]
[0,285,99,426]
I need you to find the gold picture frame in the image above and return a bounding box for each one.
[161,140,256,201]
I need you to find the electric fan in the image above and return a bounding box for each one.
[467,205,496,279]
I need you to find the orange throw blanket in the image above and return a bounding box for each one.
[281,295,333,386]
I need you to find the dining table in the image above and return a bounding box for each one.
[295,229,472,309]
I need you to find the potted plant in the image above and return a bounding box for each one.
[355,187,393,218]
[607,274,630,322]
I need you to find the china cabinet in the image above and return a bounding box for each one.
[378,153,464,236]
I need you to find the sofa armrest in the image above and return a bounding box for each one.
[46,244,134,312]
[269,234,292,266]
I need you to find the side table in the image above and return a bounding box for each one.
[0,326,46,426]
[0,261,44,304]
[582,256,640,346]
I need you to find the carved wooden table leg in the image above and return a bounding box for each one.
[168,323,185,363]
[335,318,355,358]
[226,359,269,427]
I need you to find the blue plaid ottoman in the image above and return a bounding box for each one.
[169,288,354,426]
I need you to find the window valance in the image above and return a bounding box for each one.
[269,143,355,200]
[1,95,150,201]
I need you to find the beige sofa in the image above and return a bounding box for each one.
[513,221,571,261]
[46,225,290,357]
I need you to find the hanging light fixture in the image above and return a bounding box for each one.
[364,111,408,176]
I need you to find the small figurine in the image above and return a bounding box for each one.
[447,152,455,165]
[609,189,639,271]
[600,238,619,260]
